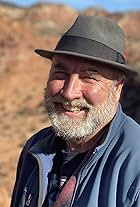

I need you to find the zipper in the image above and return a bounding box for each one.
[69,168,82,207]
[26,194,32,206]
[69,149,97,207]
[31,153,44,207]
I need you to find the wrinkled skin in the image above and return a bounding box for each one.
[44,55,124,152]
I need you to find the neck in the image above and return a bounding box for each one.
[66,124,110,153]
[65,102,119,153]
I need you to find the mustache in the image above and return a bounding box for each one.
[44,89,91,109]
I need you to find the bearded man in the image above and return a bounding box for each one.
[11,16,140,207]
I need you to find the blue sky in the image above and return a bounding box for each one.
[2,0,140,11]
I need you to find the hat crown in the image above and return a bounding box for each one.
[65,16,125,55]
[35,15,137,77]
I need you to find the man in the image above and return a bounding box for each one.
[11,16,140,207]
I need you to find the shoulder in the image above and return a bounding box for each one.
[123,115,140,140]
[21,126,55,156]
[120,114,140,153]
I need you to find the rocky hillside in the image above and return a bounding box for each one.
[0,2,140,206]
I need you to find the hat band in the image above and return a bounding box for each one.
[55,35,125,64]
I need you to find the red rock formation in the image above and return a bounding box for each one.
[0,2,139,205]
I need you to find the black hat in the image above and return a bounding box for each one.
[35,15,137,76]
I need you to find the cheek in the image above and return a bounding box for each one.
[47,80,64,97]
[83,85,109,105]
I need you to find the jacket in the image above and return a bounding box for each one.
[10,105,140,207]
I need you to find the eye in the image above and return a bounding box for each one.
[81,71,100,83]
[50,65,68,80]
[55,70,68,76]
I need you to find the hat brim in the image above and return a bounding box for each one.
[35,49,137,77]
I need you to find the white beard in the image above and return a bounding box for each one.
[45,85,116,142]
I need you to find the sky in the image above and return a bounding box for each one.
[2,0,140,11]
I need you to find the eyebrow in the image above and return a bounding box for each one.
[52,62,66,70]
[81,67,100,74]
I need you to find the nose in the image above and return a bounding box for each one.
[60,74,82,101]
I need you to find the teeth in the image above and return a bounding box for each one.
[71,107,81,112]
[62,104,81,112]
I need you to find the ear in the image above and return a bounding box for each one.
[114,80,124,102]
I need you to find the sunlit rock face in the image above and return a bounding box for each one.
[0,2,140,204]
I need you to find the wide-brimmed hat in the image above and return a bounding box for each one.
[35,15,137,76]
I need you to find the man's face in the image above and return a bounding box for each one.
[44,55,123,142]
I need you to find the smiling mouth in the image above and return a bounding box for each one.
[55,102,88,113]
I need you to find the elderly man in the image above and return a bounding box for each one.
[11,16,140,207]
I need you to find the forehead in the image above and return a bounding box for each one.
[51,54,115,79]
[52,54,101,65]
